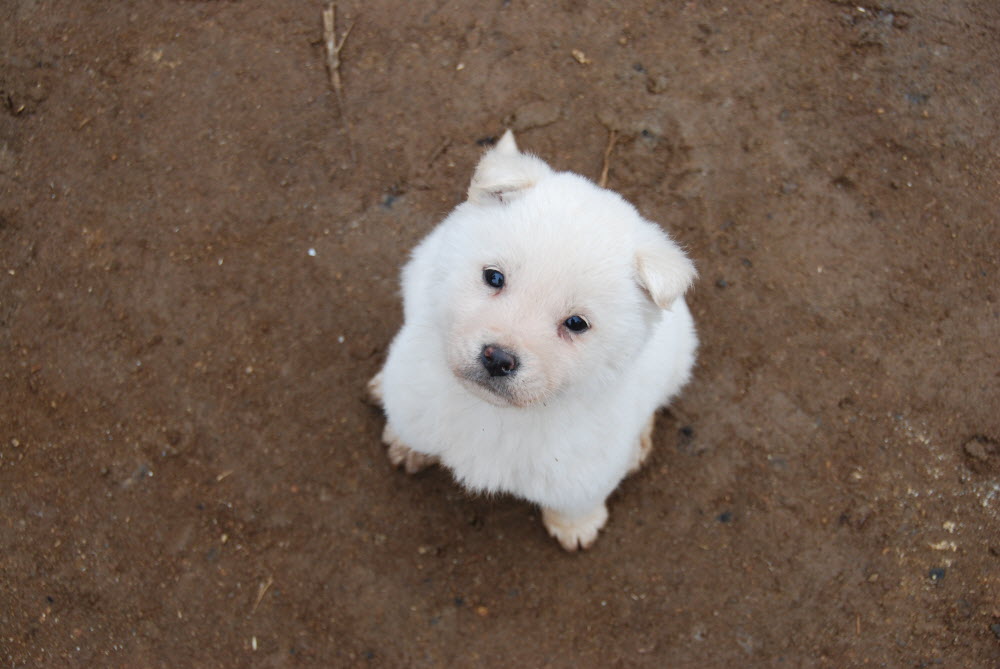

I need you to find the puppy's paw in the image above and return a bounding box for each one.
[541,504,609,552]
[627,412,657,475]
[383,424,438,474]
[366,373,384,407]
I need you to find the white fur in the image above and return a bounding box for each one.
[374,131,697,550]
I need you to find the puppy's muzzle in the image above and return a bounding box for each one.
[480,344,518,377]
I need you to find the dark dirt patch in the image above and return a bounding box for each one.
[2,1,999,666]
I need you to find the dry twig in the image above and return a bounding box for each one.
[598,127,618,188]
[323,3,356,160]
[323,3,353,112]
[252,575,274,614]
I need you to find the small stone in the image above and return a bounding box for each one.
[475,605,489,617]
[646,74,669,94]
[716,510,733,523]
[715,278,728,289]
[928,567,946,583]
[991,624,1000,640]
[963,438,989,461]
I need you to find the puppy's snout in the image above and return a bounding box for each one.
[481,344,519,377]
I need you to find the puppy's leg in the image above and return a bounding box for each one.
[383,423,439,475]
[627,412,657,475]
[541,503,609,552]
[371,372,438,473]
[366,372,384,407]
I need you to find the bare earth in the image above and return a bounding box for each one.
[2,1,999,666]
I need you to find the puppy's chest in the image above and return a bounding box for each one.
[437,411,624,499]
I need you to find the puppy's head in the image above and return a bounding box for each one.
[435,131,696,408]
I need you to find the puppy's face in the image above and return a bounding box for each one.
[428,132,696,408]
[443,239,655,408]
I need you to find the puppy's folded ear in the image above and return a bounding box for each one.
[634,227,697,310]
[468,130,553,204]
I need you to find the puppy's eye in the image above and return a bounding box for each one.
[564,315,590,333]
[483,267,505,289]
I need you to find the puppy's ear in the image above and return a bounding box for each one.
[634,228,697,309]
[468,130,553,204]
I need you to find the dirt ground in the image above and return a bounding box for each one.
[2,0,999,666]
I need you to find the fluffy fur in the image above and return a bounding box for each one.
[370,131,697,551]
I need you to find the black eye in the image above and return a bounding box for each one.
[483,267,505,289]
[564,315,590,333]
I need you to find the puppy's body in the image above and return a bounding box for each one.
[373,132,697,550]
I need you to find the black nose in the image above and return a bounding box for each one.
[480,344,518,377]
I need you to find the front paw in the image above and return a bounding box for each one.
[541,504,609,552]
[366,372,384,407]
[383,424,438,474]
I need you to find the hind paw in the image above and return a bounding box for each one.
[383,424,438,474]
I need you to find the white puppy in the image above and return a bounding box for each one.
[369,131,697,551]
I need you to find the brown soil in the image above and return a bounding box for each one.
[2,1,999,666]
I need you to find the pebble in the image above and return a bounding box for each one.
[646,74,669,94]
[991,624,1000,640]
[963,437,990,461]
[928,567,946,583]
